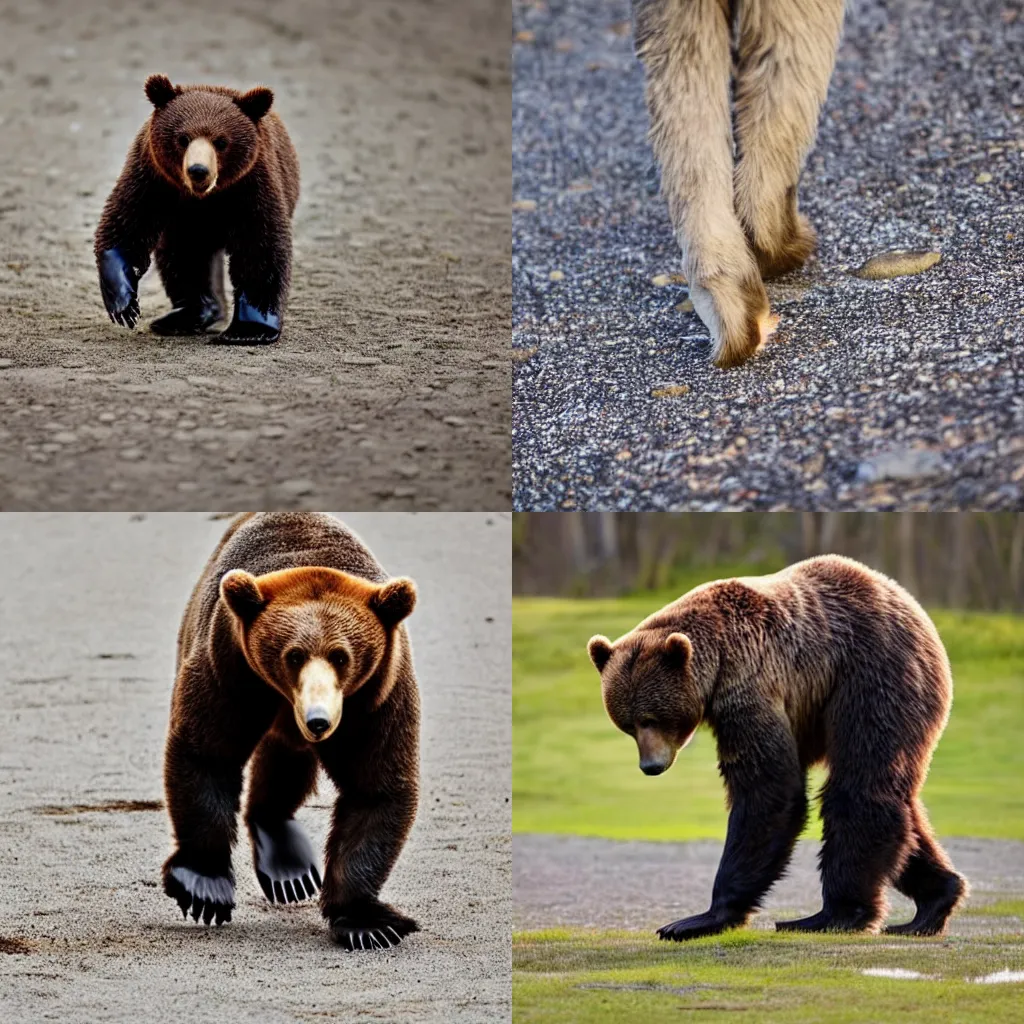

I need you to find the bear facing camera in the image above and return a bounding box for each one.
[588,554,968,941]
[162,513,420,951]
[94,74,299,344]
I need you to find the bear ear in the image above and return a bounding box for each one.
[664,632,693,669]
[370,577,417,629]
[235,86,274,123]
[145,74,178,109]
[587,635,614,672]
[220,570,266,624]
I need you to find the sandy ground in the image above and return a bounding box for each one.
[512,0,1024,510]
[0,0,510,511]
[514,834,1024,938]
[0,513,511,1023]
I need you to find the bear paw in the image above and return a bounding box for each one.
[150,298,222,336]
[212,293,281,345]
[250,819,322,905]
[325,898,419,952]
[98,248,140,329]
[165,865,235,926]
[657,909,738,942]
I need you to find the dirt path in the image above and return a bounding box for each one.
[514,834,1024,938]
[0,0,510,510]
[0,513,511,1023]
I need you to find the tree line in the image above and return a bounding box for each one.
[513,513,1024,610]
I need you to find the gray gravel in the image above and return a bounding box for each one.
[0,513,511,1023]
[514,834,1024,937]
[512,0,1024,510]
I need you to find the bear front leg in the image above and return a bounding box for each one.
[163,731,248,926]
[659,711,807,941]
[633,0,776,368]
[94,128,172,329]
[152,230,226,336]
[245,726,322,905]
[319,785,419,951]
[215,176,291,345]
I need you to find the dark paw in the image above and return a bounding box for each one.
[150,297,222,336]
[211,293,281,345]
[251,819,322,905]
[98,247,141,329]
[657,910,736,942]
[776,907,874,933]
[164,865,234,926]
[326,899,419,951]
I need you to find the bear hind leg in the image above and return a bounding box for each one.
[152,234,225,336]
[245,729,322,905]
[884,802,967,936]
[778,786,911,934]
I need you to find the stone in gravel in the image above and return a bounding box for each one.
[97,412,116,423]
[397,465,420,479]
[259,425,287,439]
[119,448,143,461]
[340,354,381,366]
[444,416,468,427]
[276,479,315,497]
[976,172,993,184]
[853,251,942,279]
[513,199,537,212]
[0,358,13,369]
[548,270,564,281]
[52,432,77,444]
[856,447,945,483]
[513,347,537,362]
[674,299,694,313]
[650,384,690,399]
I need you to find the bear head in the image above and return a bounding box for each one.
[587,629,701,776]
[219,566,416,743]
[144,73,275,197]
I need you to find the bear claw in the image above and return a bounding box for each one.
[325,900,419,951]
[165,865,234,927]
[212,293,281,345]
[251,819,322,906]
[98,247,141,329]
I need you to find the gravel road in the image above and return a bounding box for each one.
[0,0,510,511]
[513,0,1024,510]
[0,513,511,1023]
[514,834,1024,938]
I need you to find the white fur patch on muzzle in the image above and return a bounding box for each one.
[182,138,218,194]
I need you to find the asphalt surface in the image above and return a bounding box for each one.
[0,513,511,1023]
[0,0,510,511]
[512,0,1024,510]
[514,834,1024,937]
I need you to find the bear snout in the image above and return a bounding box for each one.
[305,707,331,738]
[182,138,218,194]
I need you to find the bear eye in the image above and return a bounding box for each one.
[285,649,306,670]
[328,648,349,669]
[213,136,228,152]
[176,132,190,148]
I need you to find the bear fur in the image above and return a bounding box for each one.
[163,513,420,950]
[587,554,967,940]
[94,74,299,344]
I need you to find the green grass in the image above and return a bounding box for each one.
[513,568,1024,841]
[513,930,1024,1023]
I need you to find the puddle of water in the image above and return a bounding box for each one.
[862,968,932,980]
[972,970,1024,984]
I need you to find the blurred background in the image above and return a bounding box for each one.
[514,512,1024,609]
[513,511,1024,842]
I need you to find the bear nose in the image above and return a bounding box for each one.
[640,760,666,776]
[305,707,331,738]
[187,163,209,183]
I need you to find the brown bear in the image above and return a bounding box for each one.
[94,74,298,344]
[163,513,420,950]
[587,554,967,940]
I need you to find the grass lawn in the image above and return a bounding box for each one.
[513,929,1024,1024]
[512,567,1024,841]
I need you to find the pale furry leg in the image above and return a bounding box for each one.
[733,0,845,277]
[634,0,775,367]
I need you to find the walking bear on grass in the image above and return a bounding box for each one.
[588,555,967,940]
